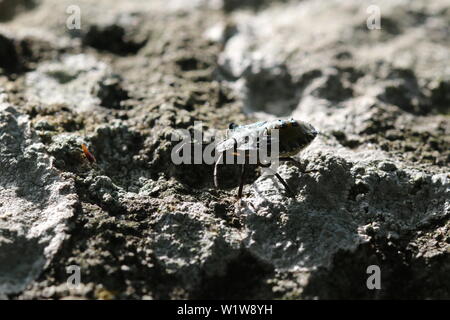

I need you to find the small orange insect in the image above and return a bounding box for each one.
[81,143,96,163]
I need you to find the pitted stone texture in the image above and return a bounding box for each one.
[0,105,77,295]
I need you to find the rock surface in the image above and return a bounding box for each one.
[0,0,448,299]
[0,104,77,295]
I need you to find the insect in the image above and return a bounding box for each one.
[214,118,318,198]
[81,143,96,163]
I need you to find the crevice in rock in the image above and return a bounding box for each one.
[191,249,275,299]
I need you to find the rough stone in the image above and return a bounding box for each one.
[0,0,448,300]
[0,104,77,295]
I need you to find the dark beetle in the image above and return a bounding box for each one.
[214,118,318,198]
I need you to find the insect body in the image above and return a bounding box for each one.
[214,118,318,198]
[81,143,96,163]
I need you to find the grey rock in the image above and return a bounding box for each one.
[25,54,111,113]
[243,147,448,270]
[0,0,37,22]
[0,104,77,295]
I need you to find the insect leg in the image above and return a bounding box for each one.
[214,152,224,188]
[237,163,247,199]
[274,172,295,198]
[260,163,295,198]
[232,137,239,164]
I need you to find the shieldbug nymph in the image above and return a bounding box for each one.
[214,118,318,198]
